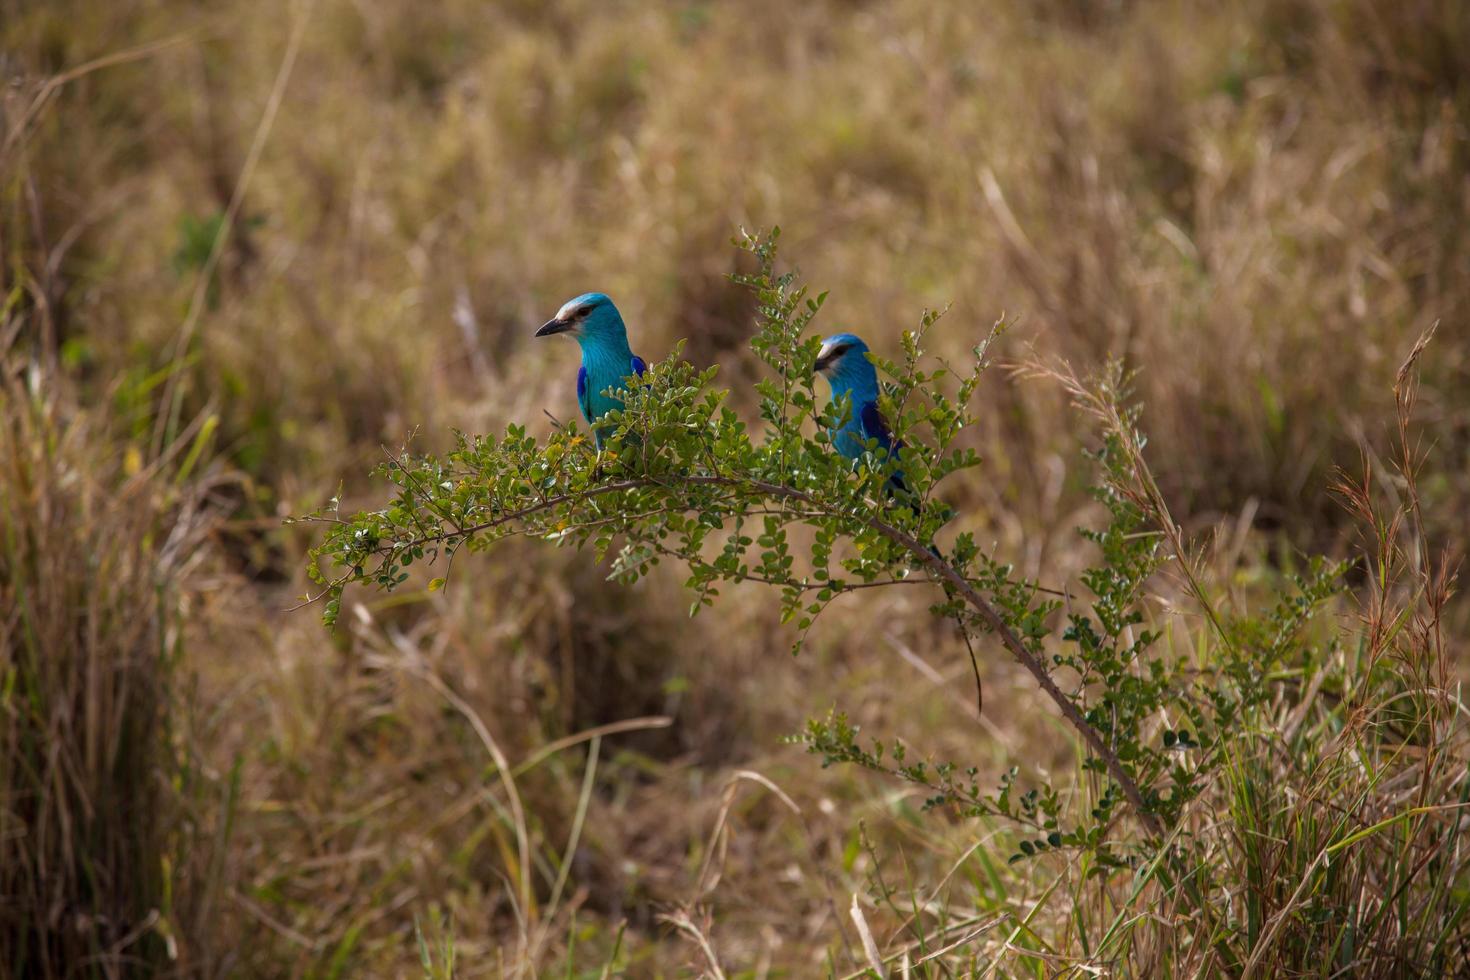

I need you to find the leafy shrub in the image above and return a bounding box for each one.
[305,233,1469,973]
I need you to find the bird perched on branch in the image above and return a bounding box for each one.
[816,331,974,703]
[814,331,951,551]
[535,292,647,447]
[813,333,908,495]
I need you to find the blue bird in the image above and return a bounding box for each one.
[817,333,976,711]
[535,292,647,447]
[813,332,908,495]
[818,331,970,703]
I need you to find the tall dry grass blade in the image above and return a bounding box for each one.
[661,909,728,980]
[849,893,887,979]
[1,357,216,975]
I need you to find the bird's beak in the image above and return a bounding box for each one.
[535,317,572,338]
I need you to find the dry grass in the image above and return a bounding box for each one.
[0,342,225,975]
[3,0,1468,975]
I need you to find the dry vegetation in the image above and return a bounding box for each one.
[3,0,1468,976]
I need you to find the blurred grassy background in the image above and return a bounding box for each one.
[2,0,1467,974]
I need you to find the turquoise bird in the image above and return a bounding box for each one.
[817,331,965,708]
[813,332,909,494]
[535,292,647,447]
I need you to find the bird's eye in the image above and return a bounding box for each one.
[834,344,851,356]
[576,305,595,319]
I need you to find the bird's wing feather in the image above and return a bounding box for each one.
[630,354,647,378]
[861,400,910,493]
[859,400,896,451]
[576,365,592,424]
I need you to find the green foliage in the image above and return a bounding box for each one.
[303,229,990,647]
[303,231,1448,954]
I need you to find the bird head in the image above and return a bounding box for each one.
[535,292,628,350]
[813,332,874,386]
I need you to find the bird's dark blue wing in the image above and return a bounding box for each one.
[576,365,592,424]
[859,400,896,451]
[630,355,647,378]
[861,400,910,494]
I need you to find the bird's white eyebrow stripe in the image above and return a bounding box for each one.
[556,299,581,321]
[817,340,839,359]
